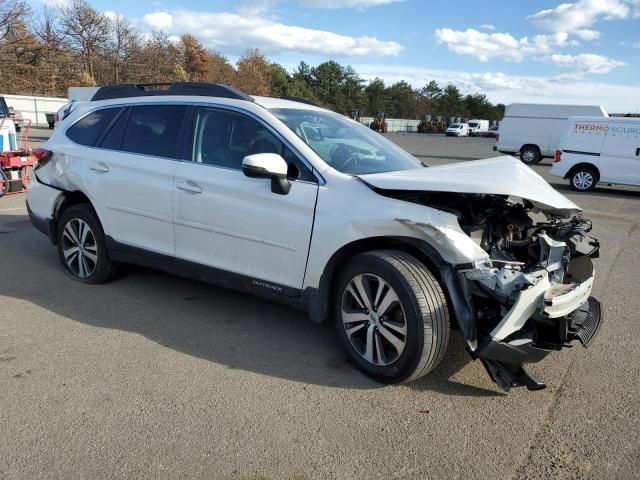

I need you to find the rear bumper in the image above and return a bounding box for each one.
[26,200,54,242]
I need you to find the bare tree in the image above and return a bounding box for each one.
[107,13,138,84]
[58,0,109,80]
[0,0,27,44]
[33,6,67,96]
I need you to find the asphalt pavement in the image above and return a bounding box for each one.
[1,128,639,479]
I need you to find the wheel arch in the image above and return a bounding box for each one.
[520,143,541,154]
[565,162,600,181]
[303,236,448,324]
[51,190,104,245]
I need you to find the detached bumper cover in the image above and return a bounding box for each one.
[478,295,603,391]
[474,257,602,391]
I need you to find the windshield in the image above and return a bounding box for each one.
[468,122,478,128]
[271,108,422,175]
[449,124,460,129]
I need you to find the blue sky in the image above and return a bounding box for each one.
[43,0,640,111]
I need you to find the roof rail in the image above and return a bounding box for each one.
[91,82,254,102]
[280,96,320,107]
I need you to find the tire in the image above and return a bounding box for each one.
[569,166,598,191]
[334,250,450,384]
[56,204,116,284]
[520,145,541,164]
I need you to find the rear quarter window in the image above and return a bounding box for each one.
[121,104,187,159]
[66,108,120,146]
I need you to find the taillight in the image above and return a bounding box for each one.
[32,148,52,166]
[554,150,562,162]
[54,113,59,123]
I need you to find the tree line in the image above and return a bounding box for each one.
[0,0,505,120]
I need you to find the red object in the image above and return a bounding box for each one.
[554,150,562,162]
[32,148,52,162]
[0,118,37,196]
[417,408,430,414]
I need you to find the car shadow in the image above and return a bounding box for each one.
[2,213,500,397]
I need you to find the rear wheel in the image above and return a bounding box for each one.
[569,166,598,191]
[334,250,450,384]
[56,204,116,284]
[520,145,541,164]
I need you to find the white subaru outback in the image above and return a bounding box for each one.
[27,83,602,391]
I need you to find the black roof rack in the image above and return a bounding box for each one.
[91,82,254,102]
[280,96,320,107]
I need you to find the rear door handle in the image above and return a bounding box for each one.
[176,181,202,194]
[89,163,109,173]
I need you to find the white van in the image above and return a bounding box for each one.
[495,103,608,163]
[445,123,469,137]
[468,119,489,136]
[550,116,640,191]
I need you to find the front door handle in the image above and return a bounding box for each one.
[176,181,202,194]
[89,163,109,173]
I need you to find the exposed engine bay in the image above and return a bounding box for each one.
[380,189,602,391]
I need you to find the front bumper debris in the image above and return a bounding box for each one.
[477,295,603,391]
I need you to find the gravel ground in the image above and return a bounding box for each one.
[1,129,639,479]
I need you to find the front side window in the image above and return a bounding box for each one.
[121,105,187,159]
[191,107,315,181]
[271,108,422,175]
[66,108,121,146]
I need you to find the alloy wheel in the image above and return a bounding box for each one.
[522,150,536,163]
[61,218,98,278]
[573,171,594,190]
[341,273,407,366]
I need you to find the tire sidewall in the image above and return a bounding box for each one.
[56,204,111,284]
[334,254,426,383]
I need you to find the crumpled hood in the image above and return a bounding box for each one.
[357,156,580,215]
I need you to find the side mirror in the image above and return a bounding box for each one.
[242,153,291,195]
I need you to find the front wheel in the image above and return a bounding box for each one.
[334,250,450,384]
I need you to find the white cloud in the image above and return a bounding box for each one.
[634,41,640,47]
[348,64,640,112]
[478,24,495,30]
[543,53,626,74]
[141,10,402,56]
[528,0,630,35]
[573,28,601,40]
[434,28,572,62]
[301,0,403,7]
[143,11,173,30]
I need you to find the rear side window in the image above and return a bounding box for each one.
[66,108,120,146]
[121,105,187,159]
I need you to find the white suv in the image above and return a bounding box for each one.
[27,83,603,391]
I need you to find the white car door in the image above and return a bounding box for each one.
[600,121,640,185]
[67,104,188,255]
[173,106,319,290]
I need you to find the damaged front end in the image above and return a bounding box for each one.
[391,190,603,391]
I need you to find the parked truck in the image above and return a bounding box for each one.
[495,103,608,164]
[468,119,489,136]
